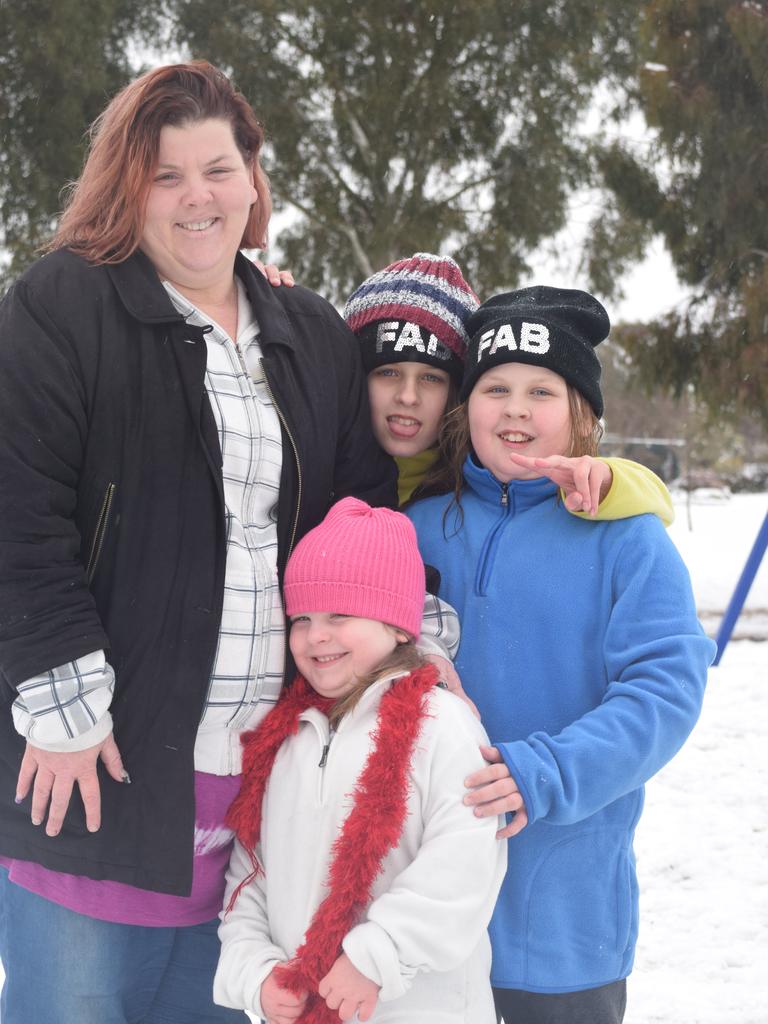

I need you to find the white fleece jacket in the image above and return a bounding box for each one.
[214,676,506,1022]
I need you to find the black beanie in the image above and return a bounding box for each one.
[460,286,610,417]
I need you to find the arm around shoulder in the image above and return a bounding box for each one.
[590,457,674,526]
[498,517,715,826]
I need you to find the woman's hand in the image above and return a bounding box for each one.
[15,734,126,837]
[424,655,481,719]
[261,969,307,1024]
[507,453,612,516]
[253,259,295,288]
[464,745,528,839]
[318,953,379,1022]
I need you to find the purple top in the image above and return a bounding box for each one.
[1,772,241,926]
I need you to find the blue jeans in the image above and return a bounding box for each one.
[0,867,248,1023]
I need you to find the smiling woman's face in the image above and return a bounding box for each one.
[140,118,257,295]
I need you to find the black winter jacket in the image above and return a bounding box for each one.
[0,248,397,893]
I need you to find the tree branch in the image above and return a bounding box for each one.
[335,94,375,169]
[432,173,498,207]
[272,188,374,278]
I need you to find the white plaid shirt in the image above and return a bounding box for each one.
[12,281,459,772]
[168,280,287,772]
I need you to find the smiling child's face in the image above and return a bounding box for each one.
[289,612,403,698]
[468,362,572,483]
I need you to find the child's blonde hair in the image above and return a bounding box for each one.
[327,637,426,727]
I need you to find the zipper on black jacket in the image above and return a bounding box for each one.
[259,359,303,558]
[86,483,116,583]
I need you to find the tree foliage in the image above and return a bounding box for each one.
[0,0,163,286]
[2,2,764,435]
[171,0,638,301]
[591,0,768,426]
[599,339,767,486]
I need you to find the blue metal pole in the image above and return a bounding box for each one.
[713,509,768,664]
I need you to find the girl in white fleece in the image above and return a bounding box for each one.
[214,497,506,1024]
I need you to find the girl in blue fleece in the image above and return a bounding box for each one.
[406,286,716,1024]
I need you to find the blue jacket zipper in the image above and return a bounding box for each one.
[474,483,510,596]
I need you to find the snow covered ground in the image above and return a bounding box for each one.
[628,491,767,1023]
[1,491,766,1021]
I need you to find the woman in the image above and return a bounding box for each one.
[0,62,399,1023]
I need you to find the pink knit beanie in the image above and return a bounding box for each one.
[284,498,425,638]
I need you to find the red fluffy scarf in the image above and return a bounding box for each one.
[225,664,439,1024]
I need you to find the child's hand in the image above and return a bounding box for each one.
[252,258,295,288]
[318,953,380,1022]
[464,745,529,839]
[261,968,307,1024]
[507,453,612,516]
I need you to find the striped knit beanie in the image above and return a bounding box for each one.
[343,253,479,383]
[284,497,425,638]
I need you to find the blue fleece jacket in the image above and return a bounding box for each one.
[406,456,716,994]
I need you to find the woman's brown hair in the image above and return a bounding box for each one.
[51,61,271,264]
